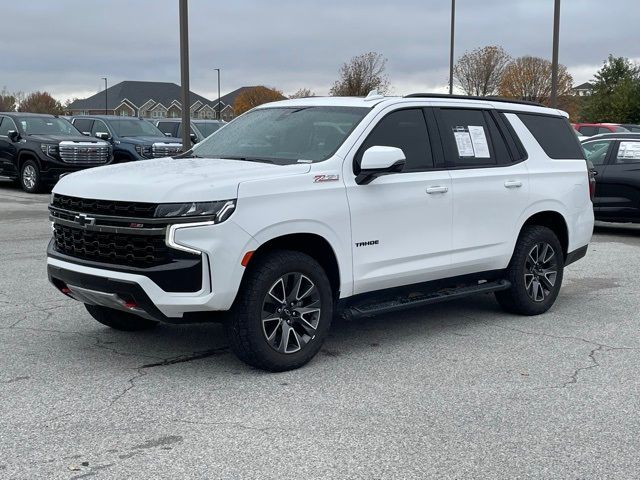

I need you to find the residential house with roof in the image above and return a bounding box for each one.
[66,80,235,121]
[571,82,594,97]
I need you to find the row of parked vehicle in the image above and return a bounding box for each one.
[0,110,638,225]
[0,112,224,193]
[573,122,640,139]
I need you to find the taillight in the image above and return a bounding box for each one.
[588,171,596,201]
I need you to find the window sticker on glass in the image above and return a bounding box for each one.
[618,141,640,160]
[468,125,490,158]
[453,126,475,157]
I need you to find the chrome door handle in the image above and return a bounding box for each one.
[426,185,449,194]
[504,180,523,188]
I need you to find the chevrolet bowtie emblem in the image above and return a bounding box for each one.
[74,214,96,227]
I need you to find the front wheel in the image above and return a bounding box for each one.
[225,250,334,372]
[20,160,43,193]
[496,226,564,315]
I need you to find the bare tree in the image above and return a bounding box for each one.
[0,87,17,112]
[498,55,573,104]
[330,52,390,96]
[289,88,315,99]
[453,45,511,96]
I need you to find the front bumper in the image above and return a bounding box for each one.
[46,220,258,319]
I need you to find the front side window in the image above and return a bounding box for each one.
[355,108,433,172]
[439,108,501,167]
[191,106,369,164]
[616,141,640,164]
[107,119,164,137]
[157,122,178,137]
[17,116,80,136]
[582,140,612,166]
[90,120,110,137]
[0,117,17,136]
[73,119,93,134]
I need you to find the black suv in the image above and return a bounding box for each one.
[0,113,112,193]
[581,132,640,223]
[71,115,182,162]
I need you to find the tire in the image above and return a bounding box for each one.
[85,304,159,331]
[225,250,334,372]
[496,225,564,315]
[20,159,43,193]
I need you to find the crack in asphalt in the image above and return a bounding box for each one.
[139,347,229,369]
[481,320,635,388]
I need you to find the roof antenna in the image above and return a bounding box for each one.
[364,90,384,101]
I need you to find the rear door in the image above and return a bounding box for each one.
[435,107,529,274]
[598,140,640,221]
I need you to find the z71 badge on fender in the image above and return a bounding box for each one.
[314,174,339,183]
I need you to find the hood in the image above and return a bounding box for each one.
[27,134,108,144]
[119,136,182,145]
[53,157,311,202]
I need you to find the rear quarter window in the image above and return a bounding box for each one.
[518,113,584,159]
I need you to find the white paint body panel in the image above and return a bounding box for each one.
[49,97,593,318]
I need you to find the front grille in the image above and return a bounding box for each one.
[53,224,170,267]
[59,141,110,165]
[152,142,182,158]
[52,194,158,218]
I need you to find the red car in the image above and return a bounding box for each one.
[573,123,629,137]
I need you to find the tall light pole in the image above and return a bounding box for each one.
[214,68,221,120]
[101,77,108,114]
[179,0,191,149]
[448,0,456,95]
[550,0,561,108]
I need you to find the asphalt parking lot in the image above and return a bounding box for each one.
[0,179,639,479]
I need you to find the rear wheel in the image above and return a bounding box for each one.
[20,160,43,193]
[85,304,159,331]
[496,226,564,315]
[225,250,333,371]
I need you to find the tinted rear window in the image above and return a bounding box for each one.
[518,114,584,159]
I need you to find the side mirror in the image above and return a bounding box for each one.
[95,132,110,140]
[190,132,198,143]
[82,131,91,136]
[356,146,406,185]
[8,130,19,142]
[164,132,172,137]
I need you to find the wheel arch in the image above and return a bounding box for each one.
[520,210,569,259]
[17,150,42,171]
[246,233,342,298]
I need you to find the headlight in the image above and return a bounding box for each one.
[154,200,235,222]
[135,145,153,158]
[40,144,59,157]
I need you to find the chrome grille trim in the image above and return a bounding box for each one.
[152,142,183,158]
[59,141,110,165]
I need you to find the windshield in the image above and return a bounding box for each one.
[191,106,369,164]
[194,121,223,137]
[108,119,165,137]
[18,116,81,136]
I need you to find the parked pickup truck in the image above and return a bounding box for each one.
[0,112,112,193]
[47,93,594,371]
[71,115,182,162]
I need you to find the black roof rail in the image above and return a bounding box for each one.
[404,93,545,107]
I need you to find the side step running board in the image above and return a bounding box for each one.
[345,279,511,319]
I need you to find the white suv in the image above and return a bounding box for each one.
[47,93,594,371]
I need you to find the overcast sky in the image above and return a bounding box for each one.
[1,0,638,102]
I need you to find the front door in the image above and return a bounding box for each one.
[581,138,615,214]
[0,116,18,177]
[344,107,453,294]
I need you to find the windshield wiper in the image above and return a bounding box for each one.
[222,156,275,164]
